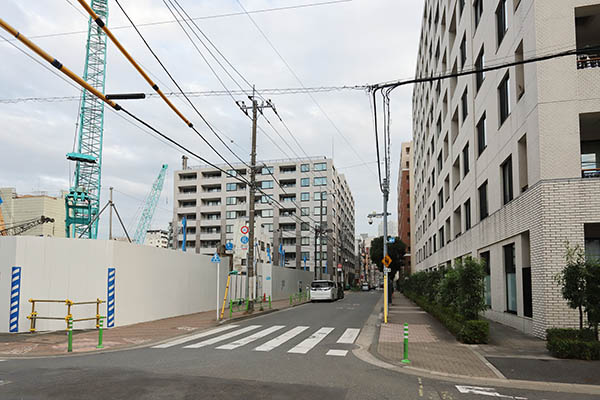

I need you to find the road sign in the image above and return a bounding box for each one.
[240,225,249,235]
[225,242,233,251]
[337,263,342,271]
[240,236,249,244]
[384,267,391,273]
[211,253,221,263]
[382,255,392,267]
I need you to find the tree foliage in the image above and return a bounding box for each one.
[369,236,406,277]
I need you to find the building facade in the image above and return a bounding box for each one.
[145,229,169,248]
[0,188,66,237]
[397,142,414,273]
[172,157,356,276]
[411,0,600,337]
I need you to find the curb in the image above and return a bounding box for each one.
[353,294,600,396]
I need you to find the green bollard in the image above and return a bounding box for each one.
[268,295,271,309]
[96,316,104,349]
[289,295,292,305]
[401,323,411,364]
[67,317,73,353]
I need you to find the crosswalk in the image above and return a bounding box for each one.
[152,325,360,356]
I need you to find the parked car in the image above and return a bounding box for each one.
[310,280,336,301]
[361,282,370,291]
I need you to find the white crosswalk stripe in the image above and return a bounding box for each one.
[216,326,285,350]
[288,327,334,354]
[337,328,360,344]
[152,325,239,349]
[326,349,348,357]
[254,326,310,352]
[183,325,261,349]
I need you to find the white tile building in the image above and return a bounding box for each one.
[172,157,356,276]
[145,229,169,248]
[411,0,600,337]
[0,188,66,237]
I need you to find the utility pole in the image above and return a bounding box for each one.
[237,87,275,306]
[313,227,319,279]
[318,192,324,280]
[108,187,113,240]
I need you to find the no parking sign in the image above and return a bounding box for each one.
[241,226,249,235]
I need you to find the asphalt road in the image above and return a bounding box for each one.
[0,291,597,399]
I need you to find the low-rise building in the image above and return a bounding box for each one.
[0,188,66,237]
[145,229,169,248]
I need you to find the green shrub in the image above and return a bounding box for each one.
[459,320,489,344]
[546,328,597,342]
[547,338,600,360]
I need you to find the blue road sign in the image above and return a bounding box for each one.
[240,236,249,244]
[388,236,396,243]
[225,242,233,251]
[211,253,221,263]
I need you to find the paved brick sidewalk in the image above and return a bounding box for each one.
[0,298,302,357]
[377,292,498,378]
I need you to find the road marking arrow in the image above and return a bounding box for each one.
[455,386,527,399]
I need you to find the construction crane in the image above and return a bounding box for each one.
[0,216,55,236]
[65,0,109,239]
[133,164,168,245]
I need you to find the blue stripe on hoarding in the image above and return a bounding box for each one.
[107,267,115,327]
[9,267,21,333]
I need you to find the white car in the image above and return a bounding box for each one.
[361,282,370,291]
[310,280,336,301]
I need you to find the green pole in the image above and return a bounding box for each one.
[289,295,292,305]
[96,316,104,349]
[245,298,249,311]
[67,317,73,353]
[401,323,410,364]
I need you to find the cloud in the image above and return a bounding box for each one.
[0,0,423,240]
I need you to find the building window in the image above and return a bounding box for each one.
[501,155,514,205]
[477,113,487,156]
[314,162,327,171]
[481,251,491,307]
[301,252,310,261]
[262,209,274,218]
[226,183,237,191]
[475,47,485,91]
[301,237,310,246]
[301,178,310,187]
[301,192,310,201]
[226,197,237,205]
[314,207,327,216]
[226,225,233,234]
[261,166,274,175]
[314,177,327,186]
[462,142,470,177]
[474,0,483,29]
[496,0,508,47]
[504,243,517,313]
[461,88,468,123]
[227,169,237,177]
[464,199,471,230]
[515,41,525,100]
[459,35,467,69]
[226,211,237,219]
[261,180,274,189]
[439,227,445,248]
[479,180,488,220]
[498,72,511,126]
[437,153,442,174]
[301,222,310,231]
[314,191,327,201]
[301,163,310,172]
[438,188,444,211]
[263,223,274,232]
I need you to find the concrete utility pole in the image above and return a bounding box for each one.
[318,192,324,279]
[237,87,275,306]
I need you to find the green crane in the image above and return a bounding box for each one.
[65,0,108,239]
[133,164,168,245]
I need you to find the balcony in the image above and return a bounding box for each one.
[576,5,600,70]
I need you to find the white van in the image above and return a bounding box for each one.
[310,280,336,301]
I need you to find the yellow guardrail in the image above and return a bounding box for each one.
[26,298,105,332]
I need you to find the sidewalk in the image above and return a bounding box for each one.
[376,292,600,384]
[0,297,303,357]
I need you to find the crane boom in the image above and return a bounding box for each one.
[133,164,168,244]
[0,216,55,236]
[65,0,109,239]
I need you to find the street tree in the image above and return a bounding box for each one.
[369,236,406,278]
[556,244,587,330]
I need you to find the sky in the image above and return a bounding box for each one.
[0,0,423,239]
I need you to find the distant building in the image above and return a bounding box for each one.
[0,188,65,237]
[397,142,414,273]
[145,229,169,248]
[377,220,397,238]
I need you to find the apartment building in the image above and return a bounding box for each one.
[172,157,356,274]
[0,188,66,237]
[411,0,600,337]
[397,142,414,273]
[145,229,169,248]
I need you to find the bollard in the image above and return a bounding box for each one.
[229,299,233,319]
[245,298,249,311]
[268,295,271,309]
[401,323,410,364]
[289,295,292,305]
[96,316,104,349]
[67,316,73,353]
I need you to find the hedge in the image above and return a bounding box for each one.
[546,328,600,360]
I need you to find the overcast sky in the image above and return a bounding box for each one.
[0,0,423,239]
